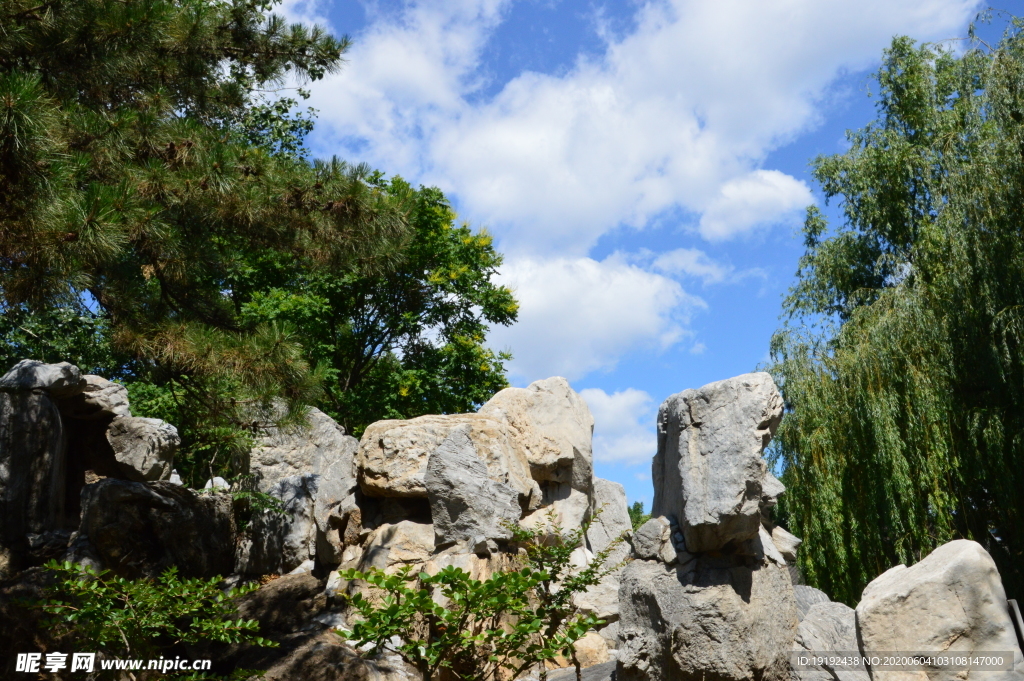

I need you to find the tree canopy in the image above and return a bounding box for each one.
[771,16,1024,604]
[0,0,518,485]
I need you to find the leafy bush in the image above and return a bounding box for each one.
[336,513,625,681]
[37,561,276,678]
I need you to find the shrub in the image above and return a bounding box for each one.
[336,512,625,681]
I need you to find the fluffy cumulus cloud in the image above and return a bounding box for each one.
[307,0,979,255]
[298,0,980,381]
[581,387,658,465]
[487,255,702,382]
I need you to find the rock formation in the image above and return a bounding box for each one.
[619,372,798,681]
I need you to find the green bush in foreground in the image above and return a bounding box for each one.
[337,515,625,681]
[37,561,276,679]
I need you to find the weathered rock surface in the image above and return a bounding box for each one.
[358,520,435,572]
[772,525,802,563]
[855,539,1024,681]
[791,601,869,681]
[359,414,538,507]
[794,584,831,622]
[631,516,687,565]
[479,377,595,492]
[106,416,178,482]
[0,391,66,577]
[617,556,797,681]
[59,374,131,420]
[576,478,633,621]
[236,474,319,575]
[245,407,361,567]
[424,426,520,548]
[520,484,591,541]
[77,479,235,578]
[0,359,84,398]
[652,372,784,553]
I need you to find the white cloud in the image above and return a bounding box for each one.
[698,170,813,240]
[488,255,702,382]
[307,0,980,255]
[652,248,732,284]
[581,387,657,465]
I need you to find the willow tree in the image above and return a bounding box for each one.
[771,18,1024,605]
[0,0,411,480]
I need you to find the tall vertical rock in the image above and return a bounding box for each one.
[619,372,797,681]
[0,391,67,577]
[652,372,784,553]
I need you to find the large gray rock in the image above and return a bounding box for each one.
[652,372,784,553]
[424,426,520,548]
[76,479,235,578]
[0,391,66,577]
[0,360,84,398]
[520,483,592,542]
[359,413,538,507]
[617,556,798,681]
[247,407,360,567]
[478,377,594,492]
[856,539,1024,681]
[235,474,318,575]
[791,601,869,681]
[106,416,178,482]
[58,374,131,420]
[357,520,435,572]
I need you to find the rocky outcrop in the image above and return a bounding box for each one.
[358,413,539,508]
[619,373,797,681]
[652,372,784,553]
[424,425,520,550]
[106,416,179,482]
[0,359,85,398]
[357,520,435,572]
[236,474,319,575]
[794,584,831,621]
[0,390,67,577]
[856,539,1024,681]
[59,374,131,420]
[618,556,797,681]
[76,479,235,578]
[575,478,633,621]
[479,377,595,492]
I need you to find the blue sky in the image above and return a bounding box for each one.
[281,0,1017,507]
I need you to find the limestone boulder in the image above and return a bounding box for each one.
[359,413,538,507]
[631,516,689,566]
[77,479,235,578]
[58,375,131,420]
[235,474,318,575]
[617,555,798,681]
[247,407,361,566]
[106,416,178,482]
[652,372,784,553]
[0,391,66,577]
[0,359,84,398]
[855,539,1024,681]
[479,376,594,492]
[358,520,435,573]
[520,484,591,542]
[424,425,521,548]
[791,601,869,681]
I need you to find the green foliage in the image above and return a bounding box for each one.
[233,175,518,436]
[37,560,275,670]
[337,514,623,681]
[627,501,651,531]
[0,0,409,481]
[771,15,1024,604]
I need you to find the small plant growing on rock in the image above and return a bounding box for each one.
[336,512,625,681]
